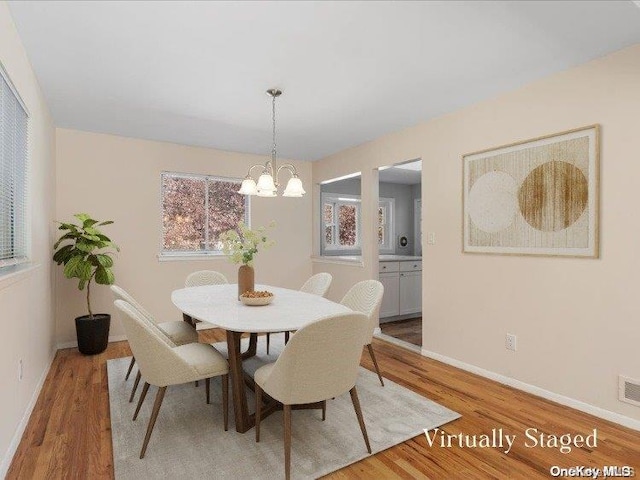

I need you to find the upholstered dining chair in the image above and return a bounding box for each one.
[254,312,371,480]
[114,300,229,459]
[185,270,229,287]
[111,285,200,401]
[265,272,333,354]
[340,280,385,386]
[183,270,229,328]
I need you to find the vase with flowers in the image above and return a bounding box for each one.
[220,221,275,299]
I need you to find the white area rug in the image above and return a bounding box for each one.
[108,337,460,479]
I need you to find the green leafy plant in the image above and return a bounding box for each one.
[53,213,119,318]
[219,221,275,267]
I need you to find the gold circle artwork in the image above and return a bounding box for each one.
[518,161,588,232]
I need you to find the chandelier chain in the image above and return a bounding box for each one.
[271,93,277,164]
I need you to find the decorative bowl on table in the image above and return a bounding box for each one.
[239,290,274,306]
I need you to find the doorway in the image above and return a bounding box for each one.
[374,159,422,350]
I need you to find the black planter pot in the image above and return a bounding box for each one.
[75,314,111,355]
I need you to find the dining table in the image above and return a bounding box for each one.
[171,283,351,433]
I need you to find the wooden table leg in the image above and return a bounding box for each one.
[241,333,258,359]
[226,330,254,433]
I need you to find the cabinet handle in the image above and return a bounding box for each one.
[382,265,386,269]
[413,264,417,267]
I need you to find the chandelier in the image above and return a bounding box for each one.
[238,89,305,197]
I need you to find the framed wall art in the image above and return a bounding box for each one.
[462,125,599,257]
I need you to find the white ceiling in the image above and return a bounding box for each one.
[379,160,422,185]
[8,1,640,161]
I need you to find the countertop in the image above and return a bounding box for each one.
[379,255,422,261]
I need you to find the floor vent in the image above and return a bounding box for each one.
[619,375,640,407]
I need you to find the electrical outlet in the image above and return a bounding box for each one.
[427,232,436,245]
[505,334,517,351]
[18,359,24,381]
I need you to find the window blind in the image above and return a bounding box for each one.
[0,63,29,268]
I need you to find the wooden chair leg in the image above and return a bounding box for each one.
[140,386,167,459]
[133,382,150,421]
[129,370,141,402]
[284,404,292,480]
[322,400,326,421]
[284,331,290,344]
[367,344,384,386]
[266,333,271,354]
[125,357,136,381]
[195,380,199,387]
[205,377,210,404]
[255,384,262,442]
[350,386,371,454]
[222,374,229,431]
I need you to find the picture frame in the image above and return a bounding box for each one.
[462,125,599,258]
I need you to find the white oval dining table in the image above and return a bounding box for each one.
[171,284,351,432]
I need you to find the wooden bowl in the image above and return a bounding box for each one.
[240,293,274,306]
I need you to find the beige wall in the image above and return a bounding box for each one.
[313,44,640,421]
[55,129,313,344]
[0,1,57,474]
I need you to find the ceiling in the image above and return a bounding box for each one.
[8,1,640,161]
[379,160,422,185]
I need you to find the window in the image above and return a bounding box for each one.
[321,193,394,253]
[378,198,395,253]
[322,194,361,250]
[0,63,29,269]
[161,172,249,257]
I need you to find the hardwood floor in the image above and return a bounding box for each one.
[8,330,640,479]
[380,317,422,346]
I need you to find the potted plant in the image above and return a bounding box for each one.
[53,213,119,355]
[220,221,275,299]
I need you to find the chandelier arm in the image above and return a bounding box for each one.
[275,163,298,182]
[245,163,267,177]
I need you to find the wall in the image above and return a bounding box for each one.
[313,44,640,422]
[55,129,313,345]
[0,1,57,475]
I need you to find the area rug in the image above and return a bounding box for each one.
[108,336,460,479]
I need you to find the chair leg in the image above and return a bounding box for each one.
[283,404,292,480]
[133,382,150,421]
[140,386,167,459]
[129,370,141,402]
[255,384,262,442]
[205,378,210,404]
[367,344,384,386]
[322,400,326,421]
[222,374,229,432]
[284,331,290,344]
[195,380,199,387]
[125,357,136,381]
[350,386,371,454]
[266,333,271,354]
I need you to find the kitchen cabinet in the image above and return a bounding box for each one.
[379,259,422,318]
[399,270,422,315]
[379,271,400,318]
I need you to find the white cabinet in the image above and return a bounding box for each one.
[379,271,400,318]
[399,271,422,315]
[379,260,422,318]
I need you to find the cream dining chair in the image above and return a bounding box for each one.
[114,299,229,459]
[254,312,371,480]
[340,280,385,386]
[265,272,333,354]
[185,270,229,287]
[111,285,200,401]
[183,270,229,329]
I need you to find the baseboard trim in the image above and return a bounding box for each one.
[0,347,56,478]
[56,334,128,351]
[421,348,640,432]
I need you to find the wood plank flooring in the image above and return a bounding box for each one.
[7,330,640,479]
[380,317,422,346]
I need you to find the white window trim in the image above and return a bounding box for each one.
[159,171,250,260]
[0,60,30,274]
[378,197,395,254]
[321,193,362,251]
